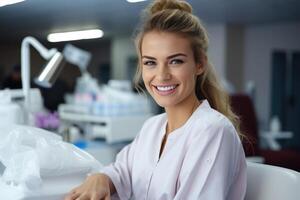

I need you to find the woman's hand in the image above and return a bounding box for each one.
[64,173,114,200]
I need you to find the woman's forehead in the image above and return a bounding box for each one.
[141,31,193,56]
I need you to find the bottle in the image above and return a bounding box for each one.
[0,90,24,125]
[270,115,281,133]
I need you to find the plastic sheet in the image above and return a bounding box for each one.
[0,124,102,200]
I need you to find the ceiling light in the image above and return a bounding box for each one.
[0,0,25,7]
[127,0,147,3]
[47,29,104,43]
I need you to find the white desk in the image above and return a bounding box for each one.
[75,140,130,165]
[59,104,151,144]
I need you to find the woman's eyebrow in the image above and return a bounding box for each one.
[142,53,187,60]
[167,53,187,59]
[142,55,156,60]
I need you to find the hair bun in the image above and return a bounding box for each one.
[149,0,192,15]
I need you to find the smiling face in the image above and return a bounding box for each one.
[141,31,203,108]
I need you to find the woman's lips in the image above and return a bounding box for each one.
[152,84,178,96]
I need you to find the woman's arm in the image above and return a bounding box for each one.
[65,132,141,200]
[174,121,247,200]
[64,173,114,200]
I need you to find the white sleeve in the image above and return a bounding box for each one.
[174,120,247,200]
[100,133,140,200]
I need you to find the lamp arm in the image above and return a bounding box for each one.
[21,36,57,124]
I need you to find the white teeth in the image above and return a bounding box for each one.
[156,85,176,91]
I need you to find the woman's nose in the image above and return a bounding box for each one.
[157,64,171,80]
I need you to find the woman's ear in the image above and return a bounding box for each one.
[195,53,207,75]
[195,63,204,75]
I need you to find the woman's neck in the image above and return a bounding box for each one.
[165,95,201,135]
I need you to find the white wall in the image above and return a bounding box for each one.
[244,22,300,127]
[206,24,227,79]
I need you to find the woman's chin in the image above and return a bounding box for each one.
[153,99,177,108]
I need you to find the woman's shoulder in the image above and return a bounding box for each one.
[192,104,236,137]
[196,103,233,127]
[187,107,242,155]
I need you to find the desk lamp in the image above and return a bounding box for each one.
[21,36,64,124]
[21,37,91,124]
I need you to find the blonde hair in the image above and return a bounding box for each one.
[134,0,243,139]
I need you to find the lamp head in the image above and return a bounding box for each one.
[34,52,65,88]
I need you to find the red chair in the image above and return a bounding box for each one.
[230,94,300,172]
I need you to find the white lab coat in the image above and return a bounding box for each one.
[101,100,247,200]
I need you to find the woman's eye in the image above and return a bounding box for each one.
[143,60,156,66]
[170,59,184,65]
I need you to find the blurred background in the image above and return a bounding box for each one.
[0,0,299,170]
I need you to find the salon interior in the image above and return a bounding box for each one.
[0,0,300,199]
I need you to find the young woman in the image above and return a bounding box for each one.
[65,0,246,199]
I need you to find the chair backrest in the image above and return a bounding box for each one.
[230,94,259,156]
[246,161,300,200]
